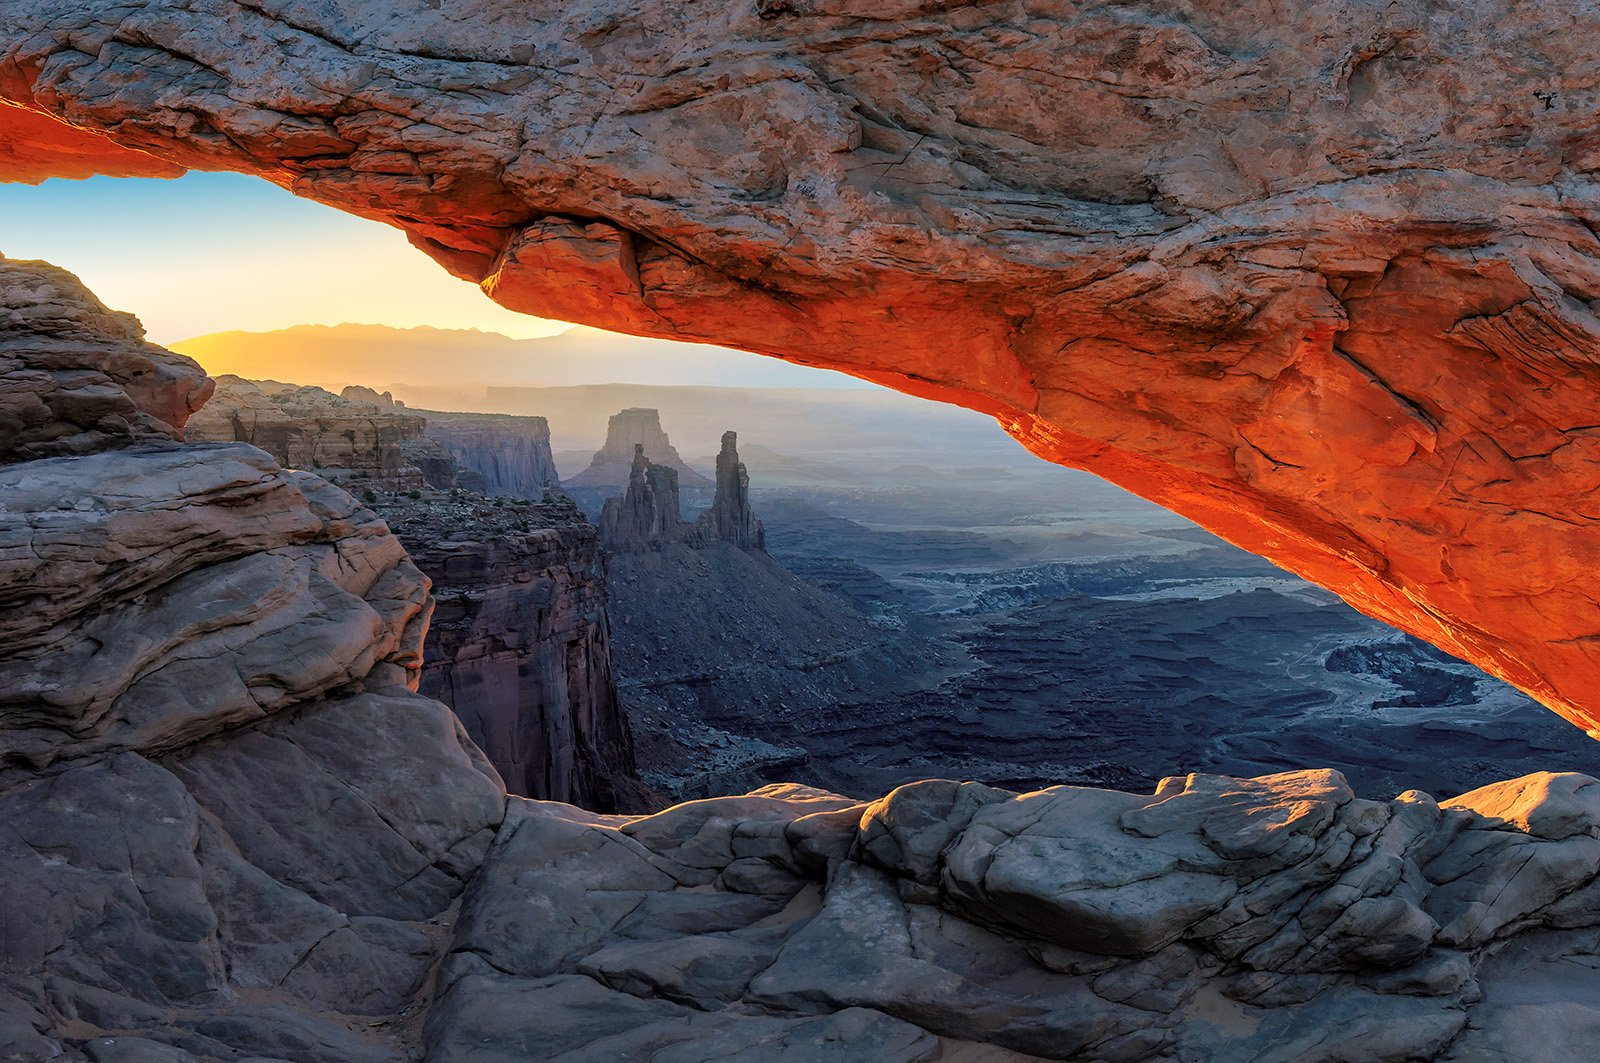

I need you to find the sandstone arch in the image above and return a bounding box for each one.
[6,0,1600,730]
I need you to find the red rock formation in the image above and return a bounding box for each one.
[698,431,765,551]
[569,407,710,489]
[600,444,685,552]
[7,4,1600,730]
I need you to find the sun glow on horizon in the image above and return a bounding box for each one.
[0,171,573,345]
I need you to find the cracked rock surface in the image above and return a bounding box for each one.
[5,2,1600,732]
[425,771,1600,1062]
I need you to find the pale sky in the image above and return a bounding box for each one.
[0,171,576,344]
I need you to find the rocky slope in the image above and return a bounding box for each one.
[568,407,711,489]
[11,1,1600,733]
[185,375,429,488]
[600,430,765,553]
[375,489,648,812]
[10,263,1600,1058]
[416,409,562,498]
[0,257,505,1059]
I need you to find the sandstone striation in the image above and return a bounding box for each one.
[9,2,1600,727]
[425,770,1600,1061]
[0,257,212,461]
[569,407,710,489]
[376,489,648,812]
[0,264,505,1059]
[185,375,428,487]
[417,409,561,497]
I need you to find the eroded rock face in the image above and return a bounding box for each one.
[599,443,684,551]
[418,409,562,497]
[376,490,648,812]
[570,407,710,489]
[0,257,212,461]
[0,265,506,1059]
[424,770,1600,1061]
[185,375,428,487]
[7,3,1600,728]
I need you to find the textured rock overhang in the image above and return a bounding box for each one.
[6,1,1600,731]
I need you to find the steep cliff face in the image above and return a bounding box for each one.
[417,409,561,497]
[598,444,684,552]
[568,407,710,489]
[17,257,1600,1062]
[376,490,648,812]
[697,430,765,551]
[186,375,428,487]
[10,1,1600,729]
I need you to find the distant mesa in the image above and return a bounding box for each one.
[187,374,561,496]
[185,374,429,487]
[340,384,402,408]
[567,407,711,488]
[601,430,764,553]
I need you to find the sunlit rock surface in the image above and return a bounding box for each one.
[0,258,212,461]
[10,259,1600,1060]
[426,771,1600,1062]
[185,375,430,487]
[7,1,1600,730]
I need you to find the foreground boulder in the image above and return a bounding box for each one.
[426,770,1600,1062]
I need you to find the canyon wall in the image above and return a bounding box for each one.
[377,491,648,812]
[7,1,1600,731]
[417,409,562,498]
[186,375,429,487]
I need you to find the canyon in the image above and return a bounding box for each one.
[6,0,1600,734]
[183,365,641,811]
[9,249,1600,1059]
[7,2,1600,1057]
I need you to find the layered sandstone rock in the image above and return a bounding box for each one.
[425,769,1600,1061]
[599,444,685,552]
[569,407,710,489]
[0,257,212,461]
[185,375,428,487]
[0,265,506,1059]
[376,490,648,812]
[8,2,1600,728]
[418,409,562,497]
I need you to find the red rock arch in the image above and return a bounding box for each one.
[6,0,1600,729]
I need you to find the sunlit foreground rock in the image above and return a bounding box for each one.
[7,1,1600,733]
[8,269,1600,1059]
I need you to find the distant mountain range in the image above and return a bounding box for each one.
[170,322,870,394]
